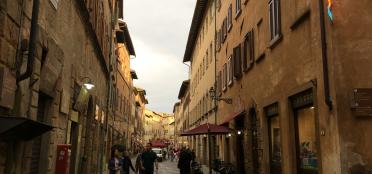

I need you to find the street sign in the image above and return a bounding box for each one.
[353,88,372,117]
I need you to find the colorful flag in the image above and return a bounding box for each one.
[328,0,334,22]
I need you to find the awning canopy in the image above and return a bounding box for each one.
[151,140,167,148]
[0,116,54,141]
[180,123,232,136]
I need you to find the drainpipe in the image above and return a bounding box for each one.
[318,0,333,110]
[17,0,40,82]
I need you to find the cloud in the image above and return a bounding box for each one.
[124,1,195,113]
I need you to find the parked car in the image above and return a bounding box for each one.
[152,148,164,161]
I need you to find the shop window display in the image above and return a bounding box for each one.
[268,116,282,174]
[295,107,318,173]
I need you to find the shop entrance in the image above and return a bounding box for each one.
[291,90,319,174]
[203,137,207,164]
[69,121,79,174]
[235,114,245,174]
[265,103,282,174]
[30,93,51,174]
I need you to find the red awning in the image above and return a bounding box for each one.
[180,123,232,136]
[151,140,167,148]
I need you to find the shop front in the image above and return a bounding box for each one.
[291,89,319,174]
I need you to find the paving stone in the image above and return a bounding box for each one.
[129,156,180,174]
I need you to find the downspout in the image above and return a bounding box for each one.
[17,0,40,82]
[318,0,333,110]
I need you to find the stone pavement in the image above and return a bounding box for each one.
[129,156,180,174]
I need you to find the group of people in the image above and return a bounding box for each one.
[109,143,197,174]
[109,143,158,174]
[108,149,136,174]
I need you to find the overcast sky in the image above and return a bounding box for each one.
[124,1,195,113]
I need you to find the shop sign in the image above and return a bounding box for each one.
[353,88,372,117]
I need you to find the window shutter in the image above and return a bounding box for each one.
[233,44,242,78]
[223,63,227,90]
[242,38,248,71]
[249,30,255,65]
[224,17,228,41]
[243,30,254,72]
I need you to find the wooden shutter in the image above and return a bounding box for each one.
[243,30,255,72]
[233,44,242,78]
[223,17,228,41]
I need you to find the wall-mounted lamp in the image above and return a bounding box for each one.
[80,77,95,90]
[209,87,233,104]
[227,133,232,137]
[237,130,242,135]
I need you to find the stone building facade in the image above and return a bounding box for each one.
[112,20,136,152]
[0,0,137,173]
[132,86,148,152]
[181,0,372,174]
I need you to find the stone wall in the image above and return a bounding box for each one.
[0,0,113,173]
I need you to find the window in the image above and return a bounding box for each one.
[118,94,121,112]
[227,56,233,86]
[202,57,205,75]
[243,31,254,71]
[217,71,222,96]
[216,30,221,51]
[206,51,209,69]
[223,63,227,91]
[50,0,59,9]
[223,17,228,41]
[233,45,242,78]
[265,103,282,174]
[290,90,318,173]
[236,0,241,15]
[210,43,213,63]
[228,4,233,31]
[115,88,119,109]
[221,22,225,44]
[200,64,202,79]
[269,0,281,41]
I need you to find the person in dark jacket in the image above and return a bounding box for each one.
[177,147,192,174]
[108,148,121,174]
[191,149,196,162]
[142,143,158,174]
[121,150,135,174]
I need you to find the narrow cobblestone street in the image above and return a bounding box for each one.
[130,156,179,174]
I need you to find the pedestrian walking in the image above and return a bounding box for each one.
[170,149,175,162]
[141,143,159,174]
[135,149,145,174]
[108,147,122,174]
[121,150,135,174]
[177,147,192,174]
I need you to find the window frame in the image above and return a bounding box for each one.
[235,0,242,17]
[223,63,227,91]
[228,56,233,86]
[269,0,282,44]
[228,4,233,31]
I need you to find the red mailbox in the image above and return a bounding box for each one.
[55,144,71,174]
